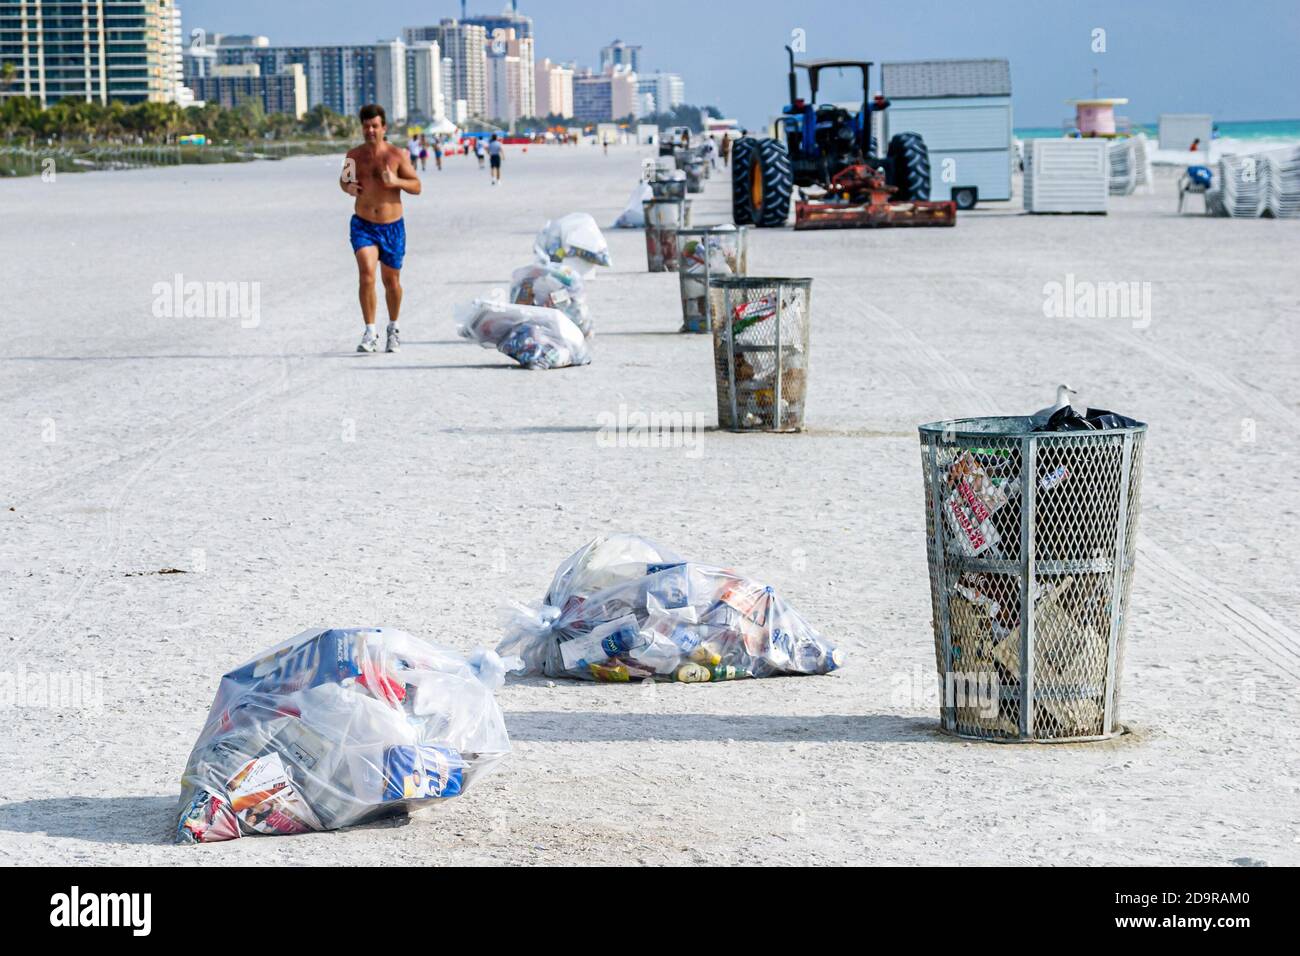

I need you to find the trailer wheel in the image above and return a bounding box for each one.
[887,132,931,201]
[746,137,793,227]
[731,137,756,225]
[952,185,978,210]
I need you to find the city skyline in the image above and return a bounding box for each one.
[178,0,1300,127]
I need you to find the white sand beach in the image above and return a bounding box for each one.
[1,144,1298,865]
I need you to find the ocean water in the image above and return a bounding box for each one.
[1013,118,1300,164]
[1015,119,1300,141]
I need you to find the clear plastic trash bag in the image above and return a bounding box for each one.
[455,292,591,370]
[510,263,592,337]
[613,182,654,228]
[497,534,844,683]
[174,627,520,844]
[533,212,612,274]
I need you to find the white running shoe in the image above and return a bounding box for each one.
[386,324,401,353]
[357,328,378,353]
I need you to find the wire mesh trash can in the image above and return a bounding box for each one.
[709,276,812,431]
[677,225,749,333]
[643,199,692,272]
[685,158,707,193]
[917,416,1146,742]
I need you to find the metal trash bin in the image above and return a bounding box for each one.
[684,158,706,194]
[643,199,691,272]
[676,225,749,332]
[709,276,812,431]
[650,175,687,201]
[917,416,1146,742]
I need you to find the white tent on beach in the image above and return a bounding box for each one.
[425,116,460,137]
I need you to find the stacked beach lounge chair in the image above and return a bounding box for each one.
[1207,145,1300,218]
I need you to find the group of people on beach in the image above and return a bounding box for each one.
[341,105,505,354]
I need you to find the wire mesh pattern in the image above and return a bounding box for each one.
[650,178,687,201]
[709,277,812,432]
[643,199,692,272]
[918,417,1146,741]
[676,226,750,333]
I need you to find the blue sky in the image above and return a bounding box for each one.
[181,0,1300,127]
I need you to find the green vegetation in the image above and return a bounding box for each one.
[0,96,356,177]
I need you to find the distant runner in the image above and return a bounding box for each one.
[474,137,485,169]
[340,104,421,354]
[488,133,502,185]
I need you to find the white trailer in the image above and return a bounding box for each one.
[881,59,1013,208]
[1158,113,1213,151]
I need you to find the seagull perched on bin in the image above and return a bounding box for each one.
[1032,384,1077,421]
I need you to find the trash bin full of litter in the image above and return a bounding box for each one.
[917,414,1147,742]
[676,225,749,333]
[709,276,812,431]
[643,198,692,272]
[651,174,687,201]
[684,158,707,194]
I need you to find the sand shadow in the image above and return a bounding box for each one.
[0,795,176,846]
[354,363,518,371]
[503,711,941,744]
[600,330,696,337]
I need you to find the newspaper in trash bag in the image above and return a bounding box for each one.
[497,534,843,682]
[533,212,612,273]
[510,262,592,337]
[455,293,592,369]
[175,627,519,843]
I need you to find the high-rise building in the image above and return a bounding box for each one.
[599,40,640,74]
[463,8,532,41]
[212,34,269,47]
[405,20,486,119]
[405,41,443,122]
[638,71,684,116]
[0,0,185,107]
[573,66,638,123]
[201,41,408,121]
[484,27,532,123]
[534,58,572,120]
[190,62,307,118]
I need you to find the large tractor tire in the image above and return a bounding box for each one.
[731,137,756,225]
[743,137,793,227]
[887,131,931,201]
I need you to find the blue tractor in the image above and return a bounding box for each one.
[733,48,945,228]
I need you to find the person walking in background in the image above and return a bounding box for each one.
[488,133,503,185]
[721,134,731,167]
[339,104,420,354]
[407,134,420,171]
[433,138,443,171]
[418,135,429,171]
[474,137,485,169]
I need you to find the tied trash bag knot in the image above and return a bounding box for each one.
[496,601,562,676]
[466,646,524,692]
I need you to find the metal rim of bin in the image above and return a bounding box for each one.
[676,226,750,332]
[711,276,812,432]
[918,415,1147,743]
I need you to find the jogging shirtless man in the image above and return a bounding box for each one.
[340,104,421,353]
